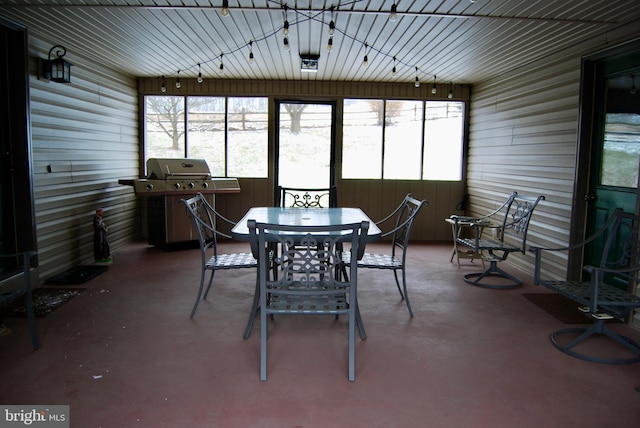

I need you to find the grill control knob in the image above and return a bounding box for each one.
[146,183,154,190]
[188,182,195,189]
[174,182,181,189]
[202,182,209,189]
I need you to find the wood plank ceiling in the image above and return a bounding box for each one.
[1,0,640,86]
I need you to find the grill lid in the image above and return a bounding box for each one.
[147,158,211,180]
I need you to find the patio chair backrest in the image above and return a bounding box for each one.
[275,185,338,208]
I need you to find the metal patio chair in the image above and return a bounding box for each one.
[248,220,369,381]
[181,193,257,319]
[275,185,337,208]
[343,194,428,317]
[452,192,545,289]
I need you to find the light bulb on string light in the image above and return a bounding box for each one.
[431,75,437,94]
[327,37,333,52]
[389,3,397,22]
[175,70,181,89]
[283,5,289,36]
[391,56,397,77]
[221,0,229,16]
[197,64,203,84]
[248,41,254,64]
[161,76,166,93]
[362,43,369,67]
[414,67,420,88]
[219,54,224,74]
[448,82,454,99]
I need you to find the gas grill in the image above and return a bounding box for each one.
[119,158,241,247]
[125,158,240,196]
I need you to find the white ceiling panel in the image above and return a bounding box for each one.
[0,0,639,85]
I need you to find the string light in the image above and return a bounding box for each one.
[155,4,451,92]
[175,70,181,89]
[161,76,166,93]
[389,3,397,22]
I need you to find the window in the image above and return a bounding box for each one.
[343,99,464,180]
[144,96,268,178]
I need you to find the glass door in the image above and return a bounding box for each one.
[275,101,336,189]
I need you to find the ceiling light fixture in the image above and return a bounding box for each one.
[42,45,72,83]
[301,54,320,72]
[221,0,229,17]
[389,3,397,22]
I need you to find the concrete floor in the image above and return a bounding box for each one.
[1,241,639,427]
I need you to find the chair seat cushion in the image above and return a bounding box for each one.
[206,252,257,269]
[342,252,401,269]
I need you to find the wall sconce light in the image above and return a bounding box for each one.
[42,45,72,83]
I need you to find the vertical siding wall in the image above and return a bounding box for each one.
[468,23,640,281]
[29,37,139,282]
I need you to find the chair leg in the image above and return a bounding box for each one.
[202,270,216,299]
[24,288,40,351]
[550,319,640,365]
[463,260,522,289]
[400,268,414,318]
[260,307,268,381]
[190,269,213,318]
[243,278,260,340]
[355,301,367,340]
[392,270,405,300]
[348,305,356,382]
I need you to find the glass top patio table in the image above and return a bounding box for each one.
[231,207,382,242]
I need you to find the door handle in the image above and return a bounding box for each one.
[584,194,597,201]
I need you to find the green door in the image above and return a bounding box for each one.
[585,53,640,282]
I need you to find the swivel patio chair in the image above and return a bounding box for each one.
[181,193,257,319]
[530,208,640,364]
[452,192,545,289]
[0,251,39,350]
[248,219,369,381]
[343,194,427,317]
